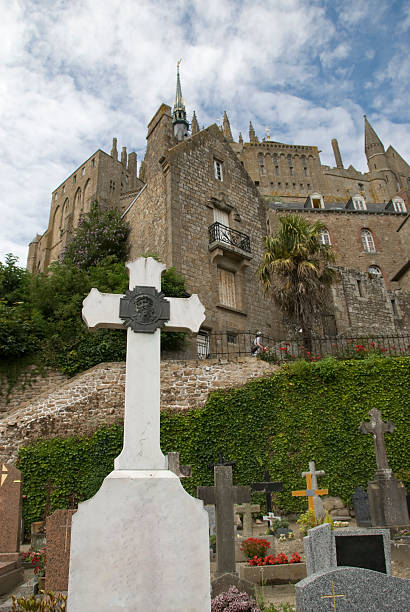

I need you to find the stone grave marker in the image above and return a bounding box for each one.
[251,469,282,514]
[292,460,328,518]
[304,523,392,576]
[352,486,371,527]
[197,464,250,578]
[167,451,192,477]
[67,258,210,611]
[295,566,410,612]
[359,408,409,526]
[45,509,76,592]
[234,503,260,537]
[0,463,24,595]
[205,505,216,536]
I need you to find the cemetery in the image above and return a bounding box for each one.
[0,258,409,610]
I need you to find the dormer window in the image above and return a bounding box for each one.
[214,159,223,181]
[353,195,366,210]
[306,192,324,209]
[392,197,406,212]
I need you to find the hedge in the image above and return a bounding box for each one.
[17,356,410,533]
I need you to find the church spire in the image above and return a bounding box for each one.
[191,110,199,135]
[223,111,233,142]
[249,121,258,143]
[364,115,384,160]
[172,60,189,141]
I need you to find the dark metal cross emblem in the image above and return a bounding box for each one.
[359,408,395,473]
[251,470,283,514]
[197,465,250,576]
[208,452,236,470]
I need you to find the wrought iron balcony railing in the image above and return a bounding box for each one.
[208,222,251,253]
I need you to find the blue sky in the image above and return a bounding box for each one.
[1,0,410,264]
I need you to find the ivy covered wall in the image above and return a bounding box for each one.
[17,357,410,533]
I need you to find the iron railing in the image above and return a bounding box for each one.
[196,332,410,361]
[208,222,251,253]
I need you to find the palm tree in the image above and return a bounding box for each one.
[258,214,336,347]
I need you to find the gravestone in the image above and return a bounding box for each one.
[235,503,260,537]
[292,461,328,518]
[45,509,76,592]
[167,452,192,477]
[304,523,392,576]
[197,465,250,577]
[352,486,371,527]
[205,505,216,536]
[67,258,210,611]
[359,408,409,526]
[251,469,282,514]
[0,463,24,595]
[295,566,410,612]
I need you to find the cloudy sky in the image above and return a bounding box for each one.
[1,0,410,265]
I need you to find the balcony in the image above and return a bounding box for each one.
[208,222,252,261]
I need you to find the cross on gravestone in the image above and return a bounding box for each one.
[358,408,409,527]
[251,469,283,514]
[81,258,205,470]
[68,258,210,612]
[292,461,328,518]
[359,408,395,474]
[45,509,77,592]
[209,452,236,470]
[197,465,251,577]
[235,503,260,537]
[167,452,192,478]
[263,511,281,527]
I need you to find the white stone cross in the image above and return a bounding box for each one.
[82,257,205,470]
[263,511,281,526]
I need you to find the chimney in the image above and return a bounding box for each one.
[331,138,344,169]
[111,138,118,161]
[128,152,137,190]
[121,147,127,168]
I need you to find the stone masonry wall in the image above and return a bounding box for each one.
[0,358,278,463]
[0,367,68,414]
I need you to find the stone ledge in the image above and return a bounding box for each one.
[239,562,307,584]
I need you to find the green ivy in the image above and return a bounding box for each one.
[17,357,410,534]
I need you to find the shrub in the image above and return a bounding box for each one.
[12,592,66,611]
[297,509,334,537]
[241,538,271,559]
[211,586,260,612]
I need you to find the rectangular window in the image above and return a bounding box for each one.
[214,160,223,181]
[73,175,76,184]
[91,158,95,168]
[391,299,398,316]
[275,166,279,176]
[197,330,210,359]
[218,268,236,309]
[227,333,237,344]
[213,208,229,227]
[357,279,364,297]
[81,167,86,176]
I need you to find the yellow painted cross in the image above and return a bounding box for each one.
[292,461,328,515]
[320,580,345,611]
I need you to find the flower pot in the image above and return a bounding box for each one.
[239,562,306,585]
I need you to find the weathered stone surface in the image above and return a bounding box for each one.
[0,358,277,462]
[45,509,76,592]
[304,524,336,576]
[0,464,22,553]
[240,562,306,584]
[295,566,410,612]
[211,573,256,599]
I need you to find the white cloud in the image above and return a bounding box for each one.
[0,0,409,265]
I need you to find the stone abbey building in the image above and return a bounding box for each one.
[27,68,410,351]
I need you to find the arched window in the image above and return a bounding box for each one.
[73,188,82,227]
[61,198,70,231]
[368,265,382,277]
[361,229,376,253]
[83,179,92,213]
[273,153,279,176]
[258,153,265,175]
[287,154,293,176]
[51,206,61,246]
[319,229,331,246]
[301,155,307,176]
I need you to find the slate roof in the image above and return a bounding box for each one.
[267,201,407,215]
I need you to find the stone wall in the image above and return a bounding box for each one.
[0,357,278,463]
[0,367,68,414]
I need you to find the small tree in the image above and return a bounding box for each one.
[258,214,336,345]
[62,203,129,269]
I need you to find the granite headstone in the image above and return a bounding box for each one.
[45,509,76,592]
[352,486,371,527]
[295,566,410,612]
[0,463,24,595]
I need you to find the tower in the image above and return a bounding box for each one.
[172,60,189,142]
[364,115,396,201]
